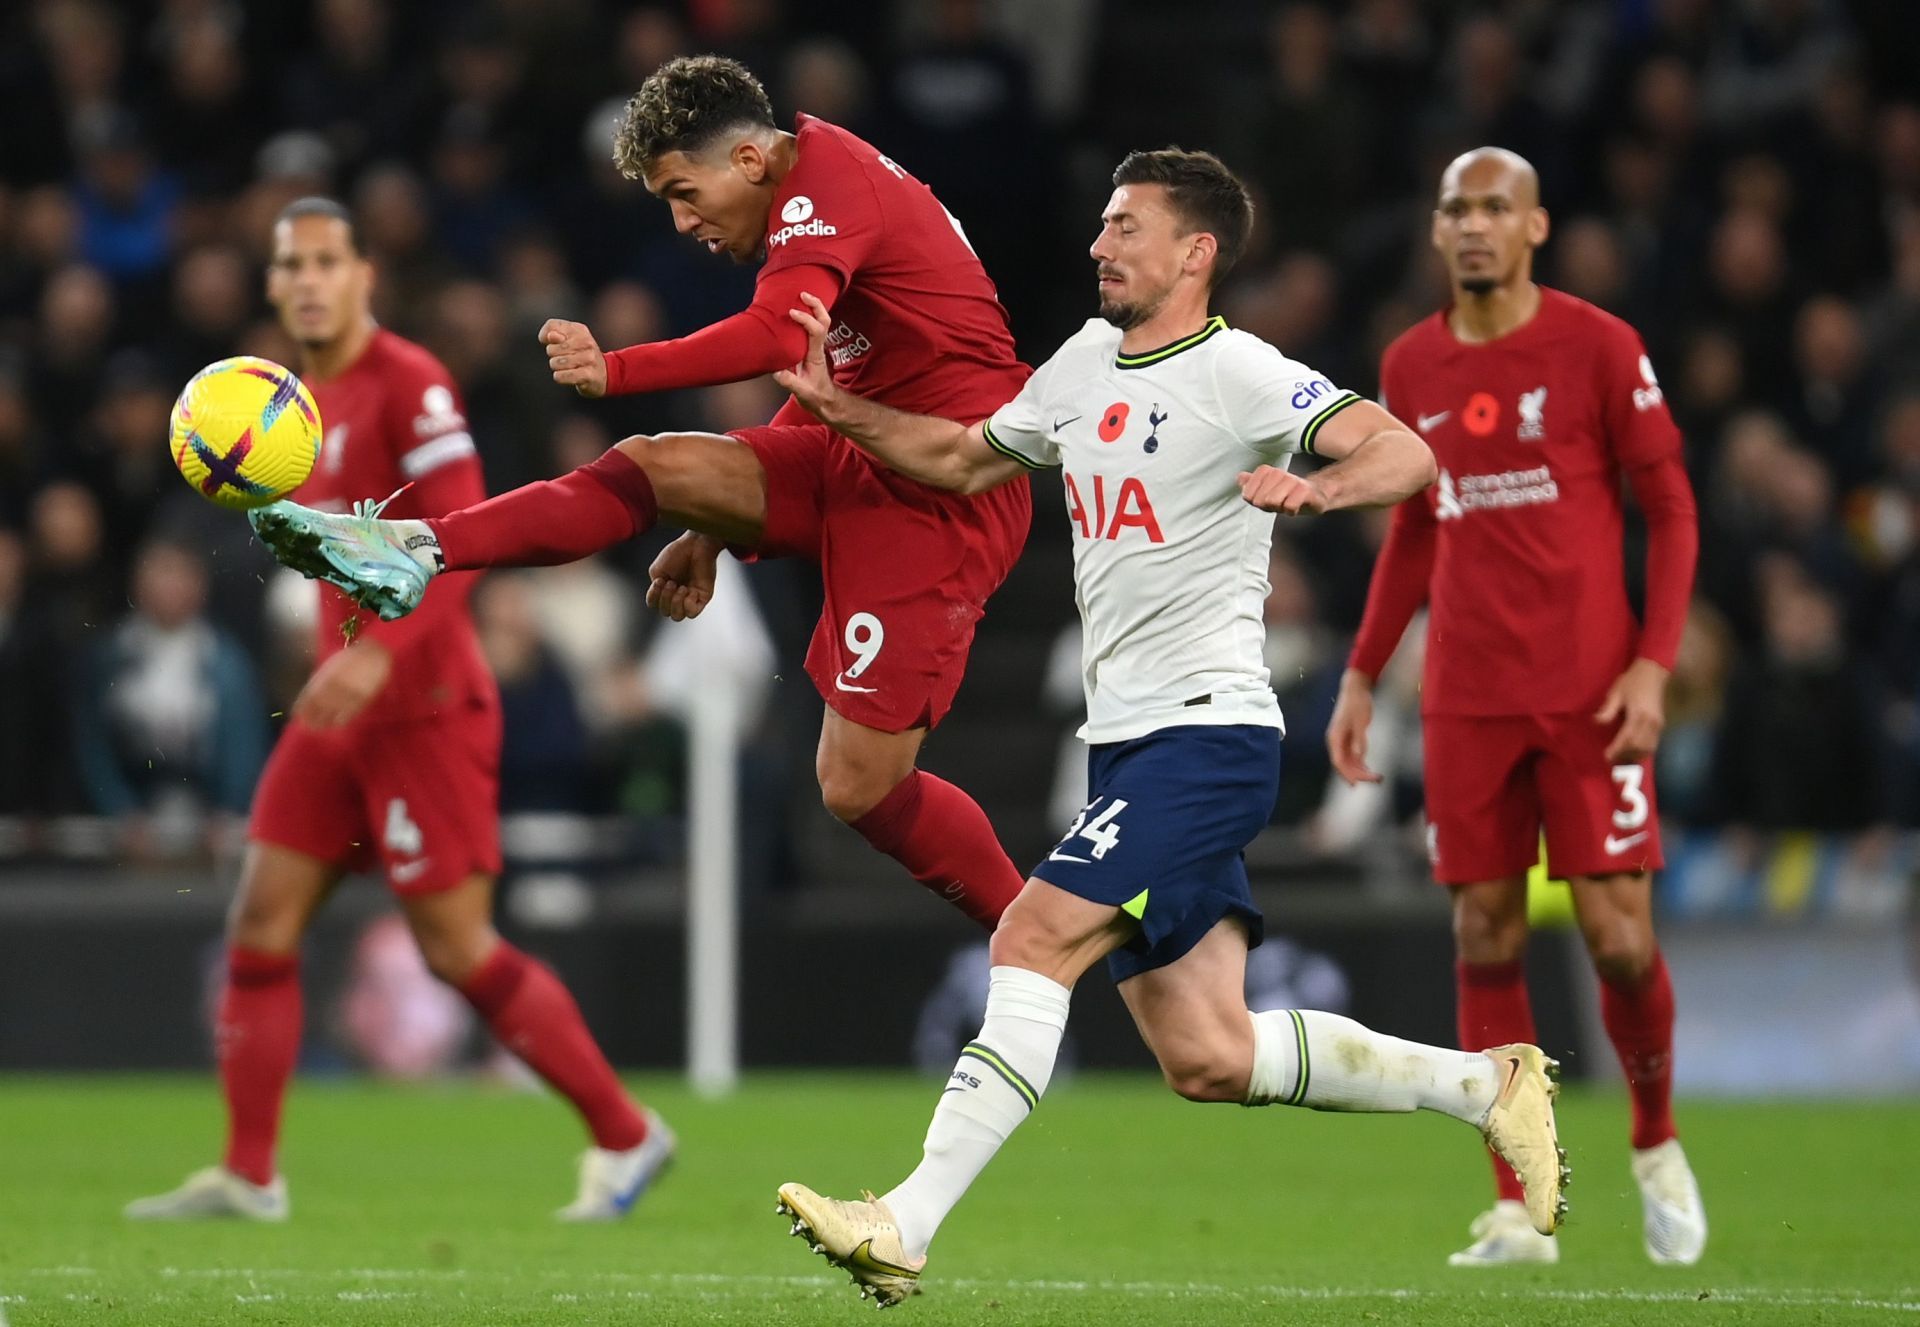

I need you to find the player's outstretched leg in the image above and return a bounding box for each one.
[822,716,1025,928]
[1573,871,1705,1265]
[1242,1011,1569,1236]
[406,880,674,1220]
[124,950,298,1220]
[126,846,332,1222]
[778,958,1075,1305]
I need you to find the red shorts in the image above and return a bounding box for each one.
[1422,711,1663,885]
[731,423,1030,733]
[247,702,502,894]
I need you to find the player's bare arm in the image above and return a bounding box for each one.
[540,319,608,398]
[1595,657,1669,763]
[1326,670,1382,786]
[290,628,393,729]
[1240,402,1434,517]
[645,532,722,622]
[774,292,1026,495]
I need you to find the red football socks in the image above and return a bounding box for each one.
[1457,958,1536,1203]
[429,449,658,571]
[460,943,647,1152]
[219,947,303,1186]
[1601,950,1678,1150]
[850,770,1025,928]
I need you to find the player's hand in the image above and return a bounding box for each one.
[1327,669,1382,785]
[646,532,721,622]
[293,638,394,729]
[539,319,608,398]
[1596,656,1669,762]
[1238,466,1329,515]
[772,292,839,417]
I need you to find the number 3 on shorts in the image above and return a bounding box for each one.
[843,612,884,679]
[1610,764,1649,830]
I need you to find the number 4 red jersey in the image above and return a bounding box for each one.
[1351,287,1698,716]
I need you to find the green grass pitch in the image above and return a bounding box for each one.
[2,1074,1915,1324]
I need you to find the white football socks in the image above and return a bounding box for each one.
[1245,1008,1496,1124]
[883,966,1071,1259]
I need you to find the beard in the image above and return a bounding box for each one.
[1098,297,1147,330]
[1459,275,1498,295]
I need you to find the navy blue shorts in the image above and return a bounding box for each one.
[1031,724,1282,984]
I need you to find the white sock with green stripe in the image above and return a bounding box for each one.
[1246,1009,1496,1124]
[882,965,1071,1259]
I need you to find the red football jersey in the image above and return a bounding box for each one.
[293,328,495,724]
[1363,288,1686,716]
[759,114,1031,422]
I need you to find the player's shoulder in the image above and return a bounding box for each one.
[1381,309,1453,368]
[364,328,457,390]
[788,114,881,192]
[1537,286,1644,350]
[1035,318,1122,376]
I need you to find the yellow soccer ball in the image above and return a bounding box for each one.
[170,356,323,510]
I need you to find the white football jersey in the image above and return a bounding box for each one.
[984,316,1360,743]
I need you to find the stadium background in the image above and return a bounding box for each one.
[0,0,1916,1092]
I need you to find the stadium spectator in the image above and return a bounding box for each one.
[0,0,1917,878]
[475,572,594,813]
[71,538,268,841]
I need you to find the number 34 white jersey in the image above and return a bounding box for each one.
[984,316,1361,744]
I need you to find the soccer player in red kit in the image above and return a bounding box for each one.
[251,56,1033,931]
[1327,149,1705,1266]
[126,199,671,1225]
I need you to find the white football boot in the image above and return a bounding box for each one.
[1477,1043,1569,1235]
[124,1166,289,1222]
[1632,1138,1707,1265]
[776,1183,925,1308]
[556,1109,677,1221]
[1448,1198,1560,1266]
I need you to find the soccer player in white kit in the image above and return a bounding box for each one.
[757,149,1570,1307]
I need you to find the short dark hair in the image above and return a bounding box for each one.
[275,196,362,253]
[613,55,776,179]
[1112,148,1254,287]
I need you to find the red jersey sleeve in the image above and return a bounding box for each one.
[1599,324,1697,670]
[1347,347,1436,681]
[603,263,846,396]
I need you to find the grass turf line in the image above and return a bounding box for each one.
[0,1074,1915,1324]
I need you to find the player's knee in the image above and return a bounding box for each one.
[412,927,493,988]
[226,888,303,955]
[817,757,894,824]
[1583,919,1655,986]
[1451,895,1528,964]
[1158,1051,1245,1103]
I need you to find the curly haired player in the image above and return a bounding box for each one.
[252,55,1034,933]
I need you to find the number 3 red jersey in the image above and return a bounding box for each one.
[1352,288,1698,716]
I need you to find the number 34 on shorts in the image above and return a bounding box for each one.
[1048,797,1129,864]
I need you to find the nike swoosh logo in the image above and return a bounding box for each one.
[1604,830,1650,855]
[1052,414,1083,431]
[1417,411,1451,433]
[390,859,431,883]
[1046,851,1091,864]
[848,1238,920,1280]
[1499,1055,1523,1101]
[833,674,878,693]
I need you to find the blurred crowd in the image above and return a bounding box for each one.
[3,0,1920,872]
